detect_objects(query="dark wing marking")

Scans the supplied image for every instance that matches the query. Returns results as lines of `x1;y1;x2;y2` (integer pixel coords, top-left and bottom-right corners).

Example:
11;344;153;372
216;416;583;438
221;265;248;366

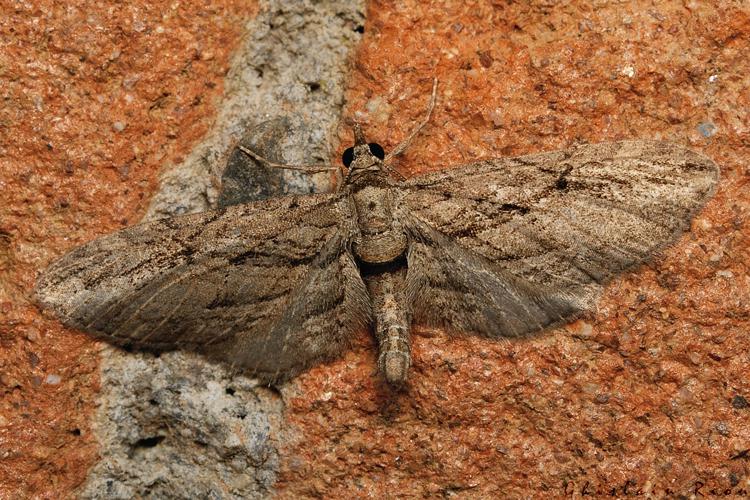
401;141;718;312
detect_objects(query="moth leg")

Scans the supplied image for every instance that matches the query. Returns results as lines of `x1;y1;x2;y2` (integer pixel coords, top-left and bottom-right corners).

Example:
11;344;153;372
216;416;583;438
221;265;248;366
363;266;412;386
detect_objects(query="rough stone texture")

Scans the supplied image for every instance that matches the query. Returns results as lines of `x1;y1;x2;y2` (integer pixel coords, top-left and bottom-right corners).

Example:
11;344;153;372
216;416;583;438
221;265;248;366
79;1;364;498
4;0;749;498
0;1;255;497
146;0;366;218
0;0;364;497
82;352;282;499
276;1;750;498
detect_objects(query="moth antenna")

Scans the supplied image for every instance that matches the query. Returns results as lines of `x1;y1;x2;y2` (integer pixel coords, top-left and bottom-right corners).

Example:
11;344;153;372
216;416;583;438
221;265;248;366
382;77;438;164
352;122;367;146
238;145;337;173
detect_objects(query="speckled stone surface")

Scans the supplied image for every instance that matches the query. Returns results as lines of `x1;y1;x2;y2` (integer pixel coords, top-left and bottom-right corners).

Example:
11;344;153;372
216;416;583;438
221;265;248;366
3;1;749;498
276;1;749;497
0;1;256;497
76;1;365;497
1;0;367;496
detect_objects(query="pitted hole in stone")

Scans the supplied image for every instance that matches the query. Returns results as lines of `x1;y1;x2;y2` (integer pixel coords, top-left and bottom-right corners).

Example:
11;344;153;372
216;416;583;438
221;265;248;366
225;386;236;396
131;435;166;458
128;428;167;460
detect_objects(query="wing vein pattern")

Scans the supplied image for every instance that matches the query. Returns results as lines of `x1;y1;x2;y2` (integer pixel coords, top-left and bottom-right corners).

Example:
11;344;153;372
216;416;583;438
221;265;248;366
36;193;371;382
401;140;718;338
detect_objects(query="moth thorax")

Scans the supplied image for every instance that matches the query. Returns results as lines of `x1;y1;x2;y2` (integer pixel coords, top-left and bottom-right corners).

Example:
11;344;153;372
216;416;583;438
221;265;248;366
352;186;408;264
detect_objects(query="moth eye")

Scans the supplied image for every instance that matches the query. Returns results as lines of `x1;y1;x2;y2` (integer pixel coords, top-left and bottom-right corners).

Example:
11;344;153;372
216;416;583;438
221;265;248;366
368;143;385;160
342;147;354;167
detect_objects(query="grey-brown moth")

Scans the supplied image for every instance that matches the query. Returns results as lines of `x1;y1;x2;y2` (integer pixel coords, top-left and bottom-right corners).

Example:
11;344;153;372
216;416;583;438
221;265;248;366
35;91;719;386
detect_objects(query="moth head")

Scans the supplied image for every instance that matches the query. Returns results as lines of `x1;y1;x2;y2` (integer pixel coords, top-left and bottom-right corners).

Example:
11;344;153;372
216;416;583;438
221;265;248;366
342;123;385;173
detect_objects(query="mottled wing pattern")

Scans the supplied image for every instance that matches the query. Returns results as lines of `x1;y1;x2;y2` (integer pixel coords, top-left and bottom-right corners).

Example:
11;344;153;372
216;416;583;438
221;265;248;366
405;216;581;338
401;141;718;336
35;194;370;382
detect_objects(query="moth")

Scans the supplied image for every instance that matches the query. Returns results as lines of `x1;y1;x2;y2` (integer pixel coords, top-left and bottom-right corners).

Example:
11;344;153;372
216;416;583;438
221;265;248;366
35;83;719;386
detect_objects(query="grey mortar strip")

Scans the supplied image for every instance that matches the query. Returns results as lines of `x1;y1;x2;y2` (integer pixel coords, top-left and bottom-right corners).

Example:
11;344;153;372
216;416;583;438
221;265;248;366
78;2;364;498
